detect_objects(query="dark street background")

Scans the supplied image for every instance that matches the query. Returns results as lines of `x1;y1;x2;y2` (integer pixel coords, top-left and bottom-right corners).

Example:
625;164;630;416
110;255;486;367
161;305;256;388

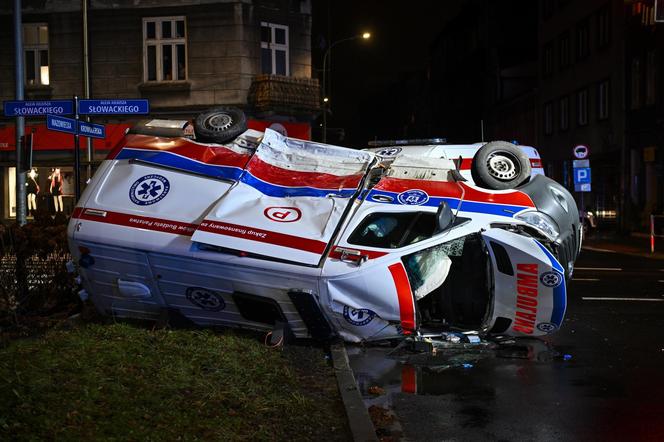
349;246;664;441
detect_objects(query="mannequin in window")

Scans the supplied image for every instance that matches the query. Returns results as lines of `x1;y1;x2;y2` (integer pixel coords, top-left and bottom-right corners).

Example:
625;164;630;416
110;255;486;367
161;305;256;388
26;168;40;216
49;168;63;213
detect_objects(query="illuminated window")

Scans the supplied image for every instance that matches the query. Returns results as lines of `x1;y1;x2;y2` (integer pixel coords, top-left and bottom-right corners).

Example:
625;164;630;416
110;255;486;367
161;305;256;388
143;17;187;82
23;23;49;86
261;22;289;76
598;80;610;120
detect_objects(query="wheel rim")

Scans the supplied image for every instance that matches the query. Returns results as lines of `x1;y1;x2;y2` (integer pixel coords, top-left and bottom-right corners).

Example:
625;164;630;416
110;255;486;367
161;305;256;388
205;113;233;132
486;152;519;181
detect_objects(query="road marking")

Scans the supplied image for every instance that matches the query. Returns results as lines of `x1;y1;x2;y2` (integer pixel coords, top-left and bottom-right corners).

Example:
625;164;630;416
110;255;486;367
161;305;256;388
573;278;600;281
582;297;664;302
575;267;622;271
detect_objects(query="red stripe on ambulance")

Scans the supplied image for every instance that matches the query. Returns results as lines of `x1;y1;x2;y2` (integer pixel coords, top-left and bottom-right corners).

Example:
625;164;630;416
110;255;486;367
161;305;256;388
512;263;539;334
72;209;198;236
388;262;416;334
197;220;327;255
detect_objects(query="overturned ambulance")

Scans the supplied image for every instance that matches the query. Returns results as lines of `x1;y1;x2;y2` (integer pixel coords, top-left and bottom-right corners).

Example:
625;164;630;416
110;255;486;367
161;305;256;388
67;108;581;342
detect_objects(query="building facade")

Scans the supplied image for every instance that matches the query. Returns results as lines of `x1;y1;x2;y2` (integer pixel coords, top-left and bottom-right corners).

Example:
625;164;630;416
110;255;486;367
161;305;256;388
537;0;626;228
0;0;319;220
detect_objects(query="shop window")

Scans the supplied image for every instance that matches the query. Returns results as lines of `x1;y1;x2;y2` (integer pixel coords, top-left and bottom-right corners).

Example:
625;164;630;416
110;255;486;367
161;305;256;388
143;17;187;82
6;166;76;219
577;88;589;126
559;96;569;131
559;31;571;70
23;23;49;86
544;101;553;135
598;79;610;120
261;22;289;76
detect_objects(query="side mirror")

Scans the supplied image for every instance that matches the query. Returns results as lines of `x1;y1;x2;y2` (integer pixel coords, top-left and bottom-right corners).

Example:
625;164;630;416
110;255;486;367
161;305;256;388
436;201;454;232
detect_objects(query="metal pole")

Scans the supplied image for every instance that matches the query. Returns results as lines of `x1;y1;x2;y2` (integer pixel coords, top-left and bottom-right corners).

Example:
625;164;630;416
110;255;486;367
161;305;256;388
651;214;655;254
322;48;328;143
74;95;81;200
83;0;93;180
14;0;26;225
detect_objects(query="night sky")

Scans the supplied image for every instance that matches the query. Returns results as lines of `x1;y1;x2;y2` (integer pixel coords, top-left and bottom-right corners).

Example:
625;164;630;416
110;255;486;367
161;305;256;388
311;0;466;147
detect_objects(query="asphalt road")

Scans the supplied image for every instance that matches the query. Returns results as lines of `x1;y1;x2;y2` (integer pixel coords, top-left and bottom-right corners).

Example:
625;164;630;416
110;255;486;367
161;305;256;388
348;248;664;441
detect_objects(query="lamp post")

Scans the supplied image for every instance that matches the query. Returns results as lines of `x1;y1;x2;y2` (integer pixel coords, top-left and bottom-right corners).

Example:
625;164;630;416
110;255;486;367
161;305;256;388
322;32;370;143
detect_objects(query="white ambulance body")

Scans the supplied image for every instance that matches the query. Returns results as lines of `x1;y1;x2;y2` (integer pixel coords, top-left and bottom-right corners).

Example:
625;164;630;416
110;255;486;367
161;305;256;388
68;121;580;343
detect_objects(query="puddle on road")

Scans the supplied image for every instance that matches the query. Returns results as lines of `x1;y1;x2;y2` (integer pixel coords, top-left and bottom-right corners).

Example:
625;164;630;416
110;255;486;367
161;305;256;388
348;338;571;397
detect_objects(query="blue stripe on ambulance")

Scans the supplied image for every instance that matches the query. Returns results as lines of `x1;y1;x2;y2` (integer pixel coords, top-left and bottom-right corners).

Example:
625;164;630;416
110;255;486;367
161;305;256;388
364;190;530;218
115;148;243;181
534;240;566;327
240;172;357;198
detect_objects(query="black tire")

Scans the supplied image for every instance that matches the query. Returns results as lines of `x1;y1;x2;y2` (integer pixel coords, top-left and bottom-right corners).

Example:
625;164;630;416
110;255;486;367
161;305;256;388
470;141;531;190
194;107;247;144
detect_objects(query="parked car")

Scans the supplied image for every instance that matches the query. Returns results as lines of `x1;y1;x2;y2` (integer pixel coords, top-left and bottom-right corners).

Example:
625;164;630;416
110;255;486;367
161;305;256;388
67;108;581;343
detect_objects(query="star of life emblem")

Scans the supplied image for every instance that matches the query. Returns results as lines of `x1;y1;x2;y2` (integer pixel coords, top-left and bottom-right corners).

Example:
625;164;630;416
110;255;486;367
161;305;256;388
129;174;170;206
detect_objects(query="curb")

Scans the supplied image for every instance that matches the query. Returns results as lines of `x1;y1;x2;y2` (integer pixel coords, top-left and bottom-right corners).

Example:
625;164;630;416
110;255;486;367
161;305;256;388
330;342;378;442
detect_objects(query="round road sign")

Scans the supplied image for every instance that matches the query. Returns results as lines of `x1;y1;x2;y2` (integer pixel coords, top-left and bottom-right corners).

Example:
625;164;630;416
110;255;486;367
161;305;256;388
573;145;589;159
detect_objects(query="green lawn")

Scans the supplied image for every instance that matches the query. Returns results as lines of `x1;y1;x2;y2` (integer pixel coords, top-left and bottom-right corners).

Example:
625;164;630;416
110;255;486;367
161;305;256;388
0;323;349;441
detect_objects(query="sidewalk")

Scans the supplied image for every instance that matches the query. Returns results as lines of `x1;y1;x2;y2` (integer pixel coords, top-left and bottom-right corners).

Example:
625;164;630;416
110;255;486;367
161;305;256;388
582;231;664;260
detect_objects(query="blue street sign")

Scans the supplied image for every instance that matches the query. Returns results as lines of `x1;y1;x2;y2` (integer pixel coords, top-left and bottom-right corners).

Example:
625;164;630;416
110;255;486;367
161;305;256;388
573;167;591;185
78;99;149;115
4;99;74;117
46;114;77;135
78;121;106;139
575;183;591;192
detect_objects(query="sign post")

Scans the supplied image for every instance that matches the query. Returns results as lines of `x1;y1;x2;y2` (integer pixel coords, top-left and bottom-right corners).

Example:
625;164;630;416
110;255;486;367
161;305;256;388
572;146;591;214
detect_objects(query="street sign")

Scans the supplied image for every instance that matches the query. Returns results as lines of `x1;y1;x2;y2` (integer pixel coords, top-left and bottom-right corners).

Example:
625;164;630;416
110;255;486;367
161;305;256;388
46;114;77;135
78;99;149;115
78;121;106;139
573;159;590;168
3;99;74;117
573;167;591;185
573;145;589;159
575;183;591;192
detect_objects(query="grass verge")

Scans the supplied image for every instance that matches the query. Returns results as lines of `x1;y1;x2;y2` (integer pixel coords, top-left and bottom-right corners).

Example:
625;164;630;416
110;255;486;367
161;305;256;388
0;323;349;441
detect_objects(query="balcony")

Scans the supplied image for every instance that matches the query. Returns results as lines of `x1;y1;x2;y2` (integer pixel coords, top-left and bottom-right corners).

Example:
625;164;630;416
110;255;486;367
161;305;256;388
248;74;320;117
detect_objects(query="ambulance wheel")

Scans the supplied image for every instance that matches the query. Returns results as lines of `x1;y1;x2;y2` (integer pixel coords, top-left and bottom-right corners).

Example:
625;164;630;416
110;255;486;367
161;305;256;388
471;141;531;190
194;107;247;144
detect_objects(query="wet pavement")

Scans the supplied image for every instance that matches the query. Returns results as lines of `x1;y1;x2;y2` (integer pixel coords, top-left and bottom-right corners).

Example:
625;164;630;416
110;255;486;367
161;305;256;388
347;244;664;441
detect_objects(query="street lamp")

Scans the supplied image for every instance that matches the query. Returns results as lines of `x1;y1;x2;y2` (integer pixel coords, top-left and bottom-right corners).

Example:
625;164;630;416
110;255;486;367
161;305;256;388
322;32;371;143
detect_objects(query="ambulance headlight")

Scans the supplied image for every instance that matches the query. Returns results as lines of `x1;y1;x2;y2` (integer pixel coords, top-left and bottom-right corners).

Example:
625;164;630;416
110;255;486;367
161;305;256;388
515;211;560;241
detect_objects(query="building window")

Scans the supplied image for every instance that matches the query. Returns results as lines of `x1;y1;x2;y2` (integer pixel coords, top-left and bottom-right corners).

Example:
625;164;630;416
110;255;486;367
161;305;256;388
261;22;289;76
576;18;590;60
559;96;569;131
646;50;656;106
559;31;571;69
544;101;554;135
631;57;642;110
577;89;588;126
143;17;187;82
23;23;49;86
543;41;554;77
596;4;611;48
598;80;610;120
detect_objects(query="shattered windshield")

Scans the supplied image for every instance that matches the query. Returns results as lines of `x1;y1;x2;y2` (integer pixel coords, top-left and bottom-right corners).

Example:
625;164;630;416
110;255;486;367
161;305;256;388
347;212;437;249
